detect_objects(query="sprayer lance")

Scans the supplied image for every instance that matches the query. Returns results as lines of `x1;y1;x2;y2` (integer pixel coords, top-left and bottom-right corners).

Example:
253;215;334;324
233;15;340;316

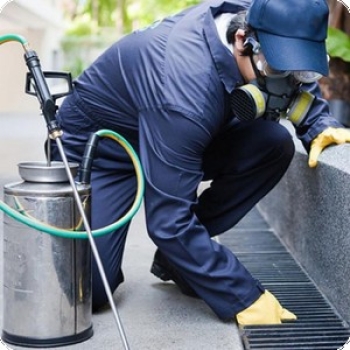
23;48;62;139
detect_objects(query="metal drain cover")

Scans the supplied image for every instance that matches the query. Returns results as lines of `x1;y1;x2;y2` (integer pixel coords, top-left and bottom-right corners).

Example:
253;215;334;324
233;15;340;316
220;207;350;350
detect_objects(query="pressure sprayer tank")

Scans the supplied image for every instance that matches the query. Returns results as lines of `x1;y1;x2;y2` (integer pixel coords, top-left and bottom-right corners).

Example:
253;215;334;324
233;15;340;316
2;161;93;348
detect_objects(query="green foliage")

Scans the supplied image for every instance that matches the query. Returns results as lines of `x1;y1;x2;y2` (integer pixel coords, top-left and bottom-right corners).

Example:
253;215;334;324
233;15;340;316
65;14;99;36
128;0;201;28
61;0;202;77
84;0;118;27
326;27;350;63
64;57;85;79
64;0;202;34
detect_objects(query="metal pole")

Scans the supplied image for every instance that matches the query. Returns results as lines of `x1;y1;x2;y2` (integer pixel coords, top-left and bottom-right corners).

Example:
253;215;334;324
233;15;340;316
55;137;131;350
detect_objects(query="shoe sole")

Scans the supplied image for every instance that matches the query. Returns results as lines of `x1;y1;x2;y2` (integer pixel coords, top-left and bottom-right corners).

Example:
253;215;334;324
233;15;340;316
151;261;172;281
151;261;198;298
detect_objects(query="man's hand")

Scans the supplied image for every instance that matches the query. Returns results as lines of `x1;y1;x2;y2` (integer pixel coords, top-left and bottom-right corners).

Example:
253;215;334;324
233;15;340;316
236;290;297;326
308;127;350;168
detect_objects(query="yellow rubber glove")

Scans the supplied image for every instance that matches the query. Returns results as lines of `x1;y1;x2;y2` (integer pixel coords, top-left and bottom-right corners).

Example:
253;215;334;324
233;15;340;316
308;127;350;168
236;290;297;326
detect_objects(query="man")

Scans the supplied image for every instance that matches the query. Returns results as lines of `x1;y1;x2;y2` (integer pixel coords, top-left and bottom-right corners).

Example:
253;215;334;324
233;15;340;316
50;0;350;325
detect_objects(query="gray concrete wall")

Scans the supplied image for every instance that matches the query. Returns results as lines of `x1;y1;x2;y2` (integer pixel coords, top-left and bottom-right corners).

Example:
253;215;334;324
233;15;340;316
258;120;350;325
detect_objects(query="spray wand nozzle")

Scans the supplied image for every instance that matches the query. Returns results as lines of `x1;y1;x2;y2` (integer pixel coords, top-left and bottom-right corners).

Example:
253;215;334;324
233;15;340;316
0;34;72;139
24;49;62;138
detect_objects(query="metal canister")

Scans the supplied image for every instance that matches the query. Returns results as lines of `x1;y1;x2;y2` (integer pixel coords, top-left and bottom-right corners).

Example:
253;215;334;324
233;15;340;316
2;161;93;348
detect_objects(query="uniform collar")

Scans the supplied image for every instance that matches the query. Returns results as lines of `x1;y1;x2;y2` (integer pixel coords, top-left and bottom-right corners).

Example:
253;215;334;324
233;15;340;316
203;9;244;93
214;13;234;53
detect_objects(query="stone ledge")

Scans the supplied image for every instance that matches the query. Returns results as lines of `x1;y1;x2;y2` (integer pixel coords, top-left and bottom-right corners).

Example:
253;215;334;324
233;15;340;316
258;120;350;325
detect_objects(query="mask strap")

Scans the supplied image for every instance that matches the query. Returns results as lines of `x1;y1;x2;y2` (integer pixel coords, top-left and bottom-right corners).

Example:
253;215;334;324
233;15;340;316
244;36;266;86
249;55;266;87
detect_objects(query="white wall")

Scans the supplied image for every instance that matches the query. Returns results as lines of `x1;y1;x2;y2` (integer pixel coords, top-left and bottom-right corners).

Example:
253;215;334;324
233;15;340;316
0;0;65;113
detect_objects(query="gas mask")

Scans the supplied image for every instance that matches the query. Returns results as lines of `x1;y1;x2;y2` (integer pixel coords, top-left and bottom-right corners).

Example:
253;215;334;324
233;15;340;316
230;37;321;125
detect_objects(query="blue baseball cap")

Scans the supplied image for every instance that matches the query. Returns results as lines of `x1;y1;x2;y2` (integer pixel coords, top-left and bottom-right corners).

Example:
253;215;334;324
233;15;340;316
246;0;329;76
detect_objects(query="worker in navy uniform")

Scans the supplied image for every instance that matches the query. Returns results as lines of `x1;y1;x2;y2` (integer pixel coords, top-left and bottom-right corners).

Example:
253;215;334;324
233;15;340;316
50;0;350;324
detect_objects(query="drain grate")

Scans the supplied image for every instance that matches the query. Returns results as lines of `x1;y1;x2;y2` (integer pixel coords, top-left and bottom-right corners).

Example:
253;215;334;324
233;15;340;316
220;207;350;350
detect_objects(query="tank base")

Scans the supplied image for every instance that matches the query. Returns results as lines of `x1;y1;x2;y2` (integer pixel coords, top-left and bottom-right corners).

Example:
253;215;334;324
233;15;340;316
1;326;93;348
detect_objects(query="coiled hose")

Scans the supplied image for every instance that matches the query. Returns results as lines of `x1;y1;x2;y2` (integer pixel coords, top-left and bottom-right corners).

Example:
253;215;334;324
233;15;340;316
0;34;144;239
0;129;144;239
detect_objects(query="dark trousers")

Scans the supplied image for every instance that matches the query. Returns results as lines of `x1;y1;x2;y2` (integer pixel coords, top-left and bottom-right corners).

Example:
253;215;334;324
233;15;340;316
51;95;295;314
197;119;295;236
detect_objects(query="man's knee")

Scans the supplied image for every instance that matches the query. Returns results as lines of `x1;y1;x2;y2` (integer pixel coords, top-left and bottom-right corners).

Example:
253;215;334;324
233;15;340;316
263;122;295;162
268;123;295;157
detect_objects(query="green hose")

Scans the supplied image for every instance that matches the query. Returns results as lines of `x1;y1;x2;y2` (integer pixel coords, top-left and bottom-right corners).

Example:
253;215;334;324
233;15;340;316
0;34;144;238
0;34;28;46
0;129;145;239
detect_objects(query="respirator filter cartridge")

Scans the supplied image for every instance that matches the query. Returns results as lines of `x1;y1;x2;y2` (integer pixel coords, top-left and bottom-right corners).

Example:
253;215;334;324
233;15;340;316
230;84;266;121
286;91;315;126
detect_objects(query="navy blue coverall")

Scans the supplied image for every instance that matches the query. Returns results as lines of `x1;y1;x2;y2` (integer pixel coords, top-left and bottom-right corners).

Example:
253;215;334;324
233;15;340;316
51;0;341;319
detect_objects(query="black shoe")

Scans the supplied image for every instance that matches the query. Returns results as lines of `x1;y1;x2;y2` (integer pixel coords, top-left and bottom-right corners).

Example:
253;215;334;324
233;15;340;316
150;249;198;298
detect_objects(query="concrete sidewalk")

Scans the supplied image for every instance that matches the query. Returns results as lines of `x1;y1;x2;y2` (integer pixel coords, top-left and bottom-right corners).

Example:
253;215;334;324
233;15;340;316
0;113;243;350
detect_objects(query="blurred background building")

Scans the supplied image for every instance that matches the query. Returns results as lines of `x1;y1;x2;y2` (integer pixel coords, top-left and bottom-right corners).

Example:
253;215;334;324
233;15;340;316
0;0;65;113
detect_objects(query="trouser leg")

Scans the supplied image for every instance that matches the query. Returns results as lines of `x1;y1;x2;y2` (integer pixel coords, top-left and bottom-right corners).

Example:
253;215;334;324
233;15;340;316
50;100;137;310
88;155;136;310
195;119;295;236
150;119;295;319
